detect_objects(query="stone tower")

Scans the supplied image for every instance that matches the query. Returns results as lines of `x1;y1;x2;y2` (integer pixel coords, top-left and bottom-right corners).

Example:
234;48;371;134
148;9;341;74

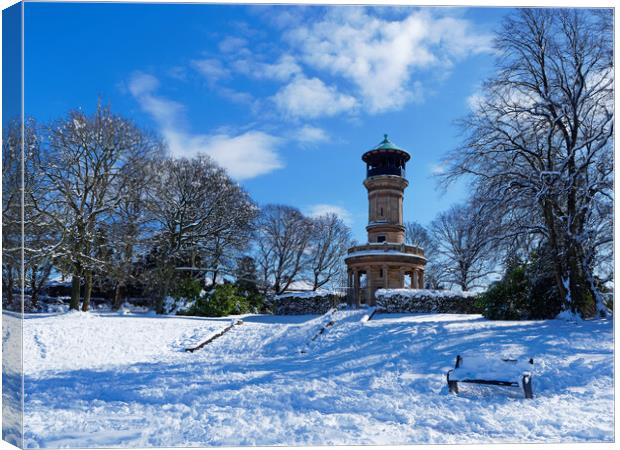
345;135;426;306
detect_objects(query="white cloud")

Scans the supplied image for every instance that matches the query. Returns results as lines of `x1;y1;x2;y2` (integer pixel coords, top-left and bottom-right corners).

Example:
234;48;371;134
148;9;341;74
306;203;353;225
128;72;159;97
466;91;485;112
164;129;283;180
219;86;255;105
128;72;283;180
191;58;230;83
128;72;184;127
273;75;357;118
218;36;248;53
294;125;329;144
232;54;302;82
259;54;302;81
284;8;492;113
429;163;446;175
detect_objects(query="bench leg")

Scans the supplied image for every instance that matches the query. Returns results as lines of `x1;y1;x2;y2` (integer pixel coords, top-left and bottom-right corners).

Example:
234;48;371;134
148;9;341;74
522;375;533;399
446;371;458;394
448;380;459;394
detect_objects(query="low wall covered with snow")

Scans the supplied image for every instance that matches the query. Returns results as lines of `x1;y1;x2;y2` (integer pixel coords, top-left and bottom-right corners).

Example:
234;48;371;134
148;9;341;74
271;291;343;315
375;289;481;314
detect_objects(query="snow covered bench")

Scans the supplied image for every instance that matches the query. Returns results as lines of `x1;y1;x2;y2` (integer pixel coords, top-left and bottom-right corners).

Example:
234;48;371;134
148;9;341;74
447;355;534;399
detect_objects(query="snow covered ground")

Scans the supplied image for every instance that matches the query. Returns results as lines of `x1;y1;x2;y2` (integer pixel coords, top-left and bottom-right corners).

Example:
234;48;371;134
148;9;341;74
6;309;614;447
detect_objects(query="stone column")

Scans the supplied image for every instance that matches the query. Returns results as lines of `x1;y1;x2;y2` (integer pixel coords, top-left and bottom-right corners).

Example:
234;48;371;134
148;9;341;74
418;270;424;290
412;269;418;289
366;266;373;306
353;269;360;308
399;267;404;289
383;264;389;289
347;269;352;304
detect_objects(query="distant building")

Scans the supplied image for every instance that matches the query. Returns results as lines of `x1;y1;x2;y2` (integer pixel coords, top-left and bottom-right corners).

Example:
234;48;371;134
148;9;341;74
346;135;426;306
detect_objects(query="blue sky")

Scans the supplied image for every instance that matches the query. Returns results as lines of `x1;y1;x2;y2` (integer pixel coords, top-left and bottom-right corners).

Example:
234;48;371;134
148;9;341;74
24;3;509;242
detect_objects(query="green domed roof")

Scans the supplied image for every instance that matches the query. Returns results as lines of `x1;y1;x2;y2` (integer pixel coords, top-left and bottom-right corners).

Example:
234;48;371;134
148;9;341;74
373;134;405;151
362;134;410;163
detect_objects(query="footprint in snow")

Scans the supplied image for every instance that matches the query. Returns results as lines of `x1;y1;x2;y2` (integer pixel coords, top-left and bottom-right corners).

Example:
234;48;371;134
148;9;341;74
34;333;47;359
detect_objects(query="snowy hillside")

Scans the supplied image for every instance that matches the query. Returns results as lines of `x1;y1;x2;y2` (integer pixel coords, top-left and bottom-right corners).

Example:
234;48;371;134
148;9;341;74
9;310;614;447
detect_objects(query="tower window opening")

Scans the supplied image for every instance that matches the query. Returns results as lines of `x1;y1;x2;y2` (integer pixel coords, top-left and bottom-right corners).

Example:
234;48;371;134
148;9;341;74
380;207;384;216
360;273;368;288
377;235;386;243
404;273;413;288
380;268;384;278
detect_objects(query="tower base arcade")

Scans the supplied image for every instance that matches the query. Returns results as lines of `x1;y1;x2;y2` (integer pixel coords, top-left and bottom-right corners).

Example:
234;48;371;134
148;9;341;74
345;243;425;306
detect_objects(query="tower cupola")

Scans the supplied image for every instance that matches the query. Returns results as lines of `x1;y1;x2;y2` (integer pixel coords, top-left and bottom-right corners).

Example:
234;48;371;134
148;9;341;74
362;134;410;178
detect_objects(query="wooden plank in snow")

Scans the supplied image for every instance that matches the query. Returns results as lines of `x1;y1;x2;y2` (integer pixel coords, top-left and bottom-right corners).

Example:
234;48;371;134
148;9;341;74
185;319;243;353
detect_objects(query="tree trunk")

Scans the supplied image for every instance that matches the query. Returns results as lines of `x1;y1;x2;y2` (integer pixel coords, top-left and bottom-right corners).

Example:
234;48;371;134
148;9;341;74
70;274;81;310
312;273;320;291
154;265;170;314
541;200;569;315
5;267;14;306
30;268;39;311
567;243;595;318
81;271;92;312
112;283;123;311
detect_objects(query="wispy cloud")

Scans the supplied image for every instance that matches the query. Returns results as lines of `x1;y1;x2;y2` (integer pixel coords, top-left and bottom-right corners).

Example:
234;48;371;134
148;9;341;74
128;73;184;126
191;58;231;84
429;163;446;175
306;203;353;225
218;36;249;54
294;125;329;145
128;72;283;180
232;54;302;82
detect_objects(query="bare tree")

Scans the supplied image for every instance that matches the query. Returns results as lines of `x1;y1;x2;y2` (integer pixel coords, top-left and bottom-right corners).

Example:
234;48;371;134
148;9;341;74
202;198;257;289
2;119;24;308
146;155;256;309
255;204;312;295
104;153;162;310
430;203;496;291
23;121;60;310
404;221;445;289
441;9;613;317
42;103;160;311
306;213;351;291
3;118;60;310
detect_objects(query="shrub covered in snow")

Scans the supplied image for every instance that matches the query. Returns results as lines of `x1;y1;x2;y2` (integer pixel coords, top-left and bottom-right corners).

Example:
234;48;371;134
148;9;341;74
375;289;481;314
179;284;254;317
271;291;342;315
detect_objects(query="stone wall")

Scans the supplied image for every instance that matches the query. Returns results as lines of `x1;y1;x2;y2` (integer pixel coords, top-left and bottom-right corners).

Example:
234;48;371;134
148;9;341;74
375;289;481;314
271;293;343;315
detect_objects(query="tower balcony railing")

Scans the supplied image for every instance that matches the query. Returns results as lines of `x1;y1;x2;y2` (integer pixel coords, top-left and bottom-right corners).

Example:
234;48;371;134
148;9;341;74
366;166;406;178
347;242;425;257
